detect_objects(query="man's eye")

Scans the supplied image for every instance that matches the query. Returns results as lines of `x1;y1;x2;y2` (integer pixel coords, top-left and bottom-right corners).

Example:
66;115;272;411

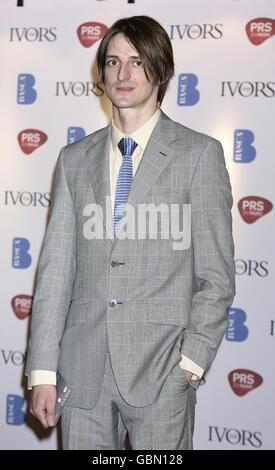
133;60;143;67
106;59;119;66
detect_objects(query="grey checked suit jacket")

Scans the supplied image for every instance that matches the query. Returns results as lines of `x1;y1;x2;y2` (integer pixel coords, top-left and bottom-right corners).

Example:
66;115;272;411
25;111;235;409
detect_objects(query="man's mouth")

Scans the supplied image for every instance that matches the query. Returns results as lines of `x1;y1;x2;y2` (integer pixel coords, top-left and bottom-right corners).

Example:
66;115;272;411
115;86;135;92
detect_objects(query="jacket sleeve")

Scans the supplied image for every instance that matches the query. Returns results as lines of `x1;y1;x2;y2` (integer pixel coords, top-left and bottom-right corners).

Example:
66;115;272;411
181;139;235;372
25;147;76;374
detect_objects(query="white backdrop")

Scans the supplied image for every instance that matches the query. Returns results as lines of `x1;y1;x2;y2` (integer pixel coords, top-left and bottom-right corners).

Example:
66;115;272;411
1;0;274;450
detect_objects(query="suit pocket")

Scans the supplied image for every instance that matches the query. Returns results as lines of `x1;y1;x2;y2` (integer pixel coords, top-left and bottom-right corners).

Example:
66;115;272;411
66;301;88;325
146;302;188;326
169;363;190;390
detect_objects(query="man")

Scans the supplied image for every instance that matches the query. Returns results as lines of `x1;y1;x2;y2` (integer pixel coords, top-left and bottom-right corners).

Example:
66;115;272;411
26;16;235;450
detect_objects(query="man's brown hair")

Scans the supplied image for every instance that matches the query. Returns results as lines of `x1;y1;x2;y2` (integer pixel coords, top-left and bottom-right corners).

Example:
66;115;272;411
96;16;174;104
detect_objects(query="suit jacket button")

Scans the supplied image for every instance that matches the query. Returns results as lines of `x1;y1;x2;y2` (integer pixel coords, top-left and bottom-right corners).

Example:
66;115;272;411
109;299;117;307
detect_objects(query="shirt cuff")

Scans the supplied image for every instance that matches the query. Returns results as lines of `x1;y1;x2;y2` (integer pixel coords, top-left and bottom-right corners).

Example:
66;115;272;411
27;370;57;390
179;354;204;380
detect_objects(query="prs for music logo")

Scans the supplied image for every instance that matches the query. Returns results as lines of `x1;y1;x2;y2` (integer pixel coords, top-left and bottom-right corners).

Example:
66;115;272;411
18;129;47;154
11;295;33;319
228;369;263;396
238;196;272;224
246;18;275;45
77;22;108;47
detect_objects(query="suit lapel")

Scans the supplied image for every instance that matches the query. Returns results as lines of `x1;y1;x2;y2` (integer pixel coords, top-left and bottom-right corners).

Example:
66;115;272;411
127;112;177;206
85;124;114;242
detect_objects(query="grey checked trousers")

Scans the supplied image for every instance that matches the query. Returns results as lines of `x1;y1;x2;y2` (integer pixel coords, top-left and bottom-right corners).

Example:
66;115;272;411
61;352;196;450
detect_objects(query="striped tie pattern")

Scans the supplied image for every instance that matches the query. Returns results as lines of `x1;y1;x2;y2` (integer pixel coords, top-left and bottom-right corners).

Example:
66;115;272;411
113;137;137;235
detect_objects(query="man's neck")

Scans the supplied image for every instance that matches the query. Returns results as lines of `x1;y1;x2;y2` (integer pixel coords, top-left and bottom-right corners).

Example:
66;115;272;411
112;105;158;135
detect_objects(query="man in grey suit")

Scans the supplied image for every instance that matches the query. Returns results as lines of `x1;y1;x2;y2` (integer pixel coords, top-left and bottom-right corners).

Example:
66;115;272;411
26;16;235;449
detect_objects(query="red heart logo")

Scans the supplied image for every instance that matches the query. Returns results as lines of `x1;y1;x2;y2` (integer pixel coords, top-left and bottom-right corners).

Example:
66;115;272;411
18;129;47;155
238;196;272;224
77;22;108;48
246;18;275;45
11;295;33;319
228;369;263;396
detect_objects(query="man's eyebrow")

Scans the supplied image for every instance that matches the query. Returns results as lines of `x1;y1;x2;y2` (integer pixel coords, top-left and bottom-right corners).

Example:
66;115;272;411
105;55;141;59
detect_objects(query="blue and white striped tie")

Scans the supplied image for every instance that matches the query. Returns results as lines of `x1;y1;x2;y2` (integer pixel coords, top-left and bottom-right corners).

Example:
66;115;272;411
113;137;137;235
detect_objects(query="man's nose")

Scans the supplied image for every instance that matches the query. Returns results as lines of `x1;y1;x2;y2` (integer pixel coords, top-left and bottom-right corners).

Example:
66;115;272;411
117;62;131;81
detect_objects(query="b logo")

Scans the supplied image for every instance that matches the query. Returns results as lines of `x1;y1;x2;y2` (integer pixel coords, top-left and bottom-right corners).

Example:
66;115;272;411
6;395;25;425
17;74;37;104
67;127;86;144
177;74;200;106
12;238;32;269
226;308;249;342
233;130;256;163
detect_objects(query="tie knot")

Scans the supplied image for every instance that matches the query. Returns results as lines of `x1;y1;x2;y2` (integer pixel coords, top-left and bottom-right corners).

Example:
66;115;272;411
118;137;137;157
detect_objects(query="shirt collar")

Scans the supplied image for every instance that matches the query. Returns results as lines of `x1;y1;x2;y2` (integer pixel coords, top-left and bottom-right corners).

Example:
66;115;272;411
111;108;161;153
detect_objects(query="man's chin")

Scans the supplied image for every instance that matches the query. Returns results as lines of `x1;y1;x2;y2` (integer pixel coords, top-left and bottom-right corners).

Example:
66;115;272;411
113;101;135;109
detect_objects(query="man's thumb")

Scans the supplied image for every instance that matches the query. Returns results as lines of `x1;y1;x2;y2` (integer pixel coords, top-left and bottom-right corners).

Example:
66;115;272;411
46;406;56;427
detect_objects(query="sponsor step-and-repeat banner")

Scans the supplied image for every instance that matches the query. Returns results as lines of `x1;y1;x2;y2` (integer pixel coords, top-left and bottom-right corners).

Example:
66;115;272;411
0;0;274;449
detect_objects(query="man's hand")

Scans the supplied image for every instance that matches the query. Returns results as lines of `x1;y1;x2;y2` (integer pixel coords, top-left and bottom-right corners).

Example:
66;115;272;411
29;384;56;429
183;369;199;382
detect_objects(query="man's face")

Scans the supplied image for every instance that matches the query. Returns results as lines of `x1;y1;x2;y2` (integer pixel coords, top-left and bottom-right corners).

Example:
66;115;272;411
103;33;159;111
